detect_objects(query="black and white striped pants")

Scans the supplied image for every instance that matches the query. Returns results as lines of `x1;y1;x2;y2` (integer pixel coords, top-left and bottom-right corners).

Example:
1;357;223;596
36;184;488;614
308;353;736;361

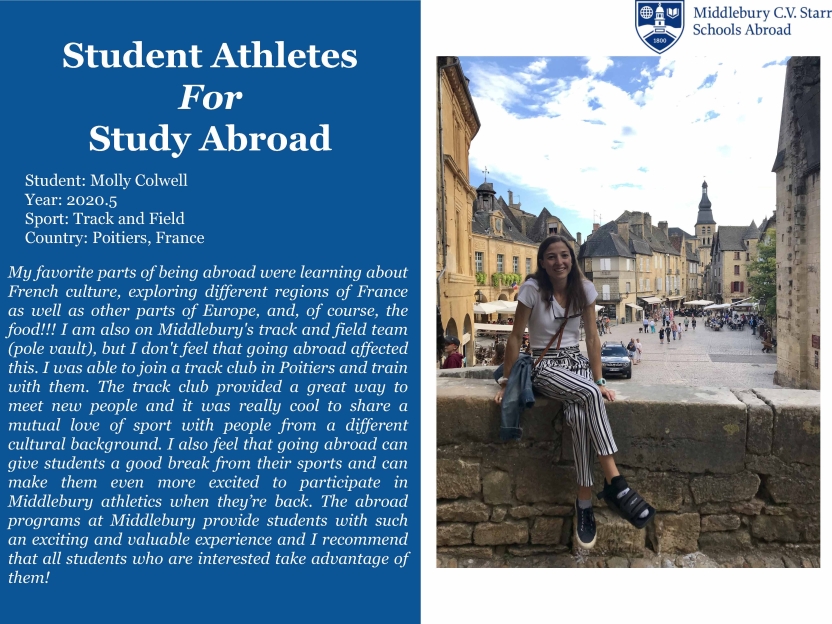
531;346;618;487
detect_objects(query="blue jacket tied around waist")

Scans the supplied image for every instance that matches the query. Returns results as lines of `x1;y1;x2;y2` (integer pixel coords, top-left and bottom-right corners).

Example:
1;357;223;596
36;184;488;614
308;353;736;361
494;353;535;440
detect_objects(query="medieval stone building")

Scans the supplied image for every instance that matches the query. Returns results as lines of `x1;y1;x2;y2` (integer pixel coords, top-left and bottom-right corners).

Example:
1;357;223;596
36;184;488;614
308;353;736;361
771;56;820;389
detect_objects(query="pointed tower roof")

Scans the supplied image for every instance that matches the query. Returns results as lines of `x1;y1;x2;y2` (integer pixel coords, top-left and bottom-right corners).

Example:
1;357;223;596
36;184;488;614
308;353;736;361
695;180;716;225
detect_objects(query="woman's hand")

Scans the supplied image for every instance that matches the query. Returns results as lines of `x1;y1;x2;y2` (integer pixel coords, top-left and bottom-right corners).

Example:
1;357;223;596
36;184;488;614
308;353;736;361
494;386;506;404
600;386;616;402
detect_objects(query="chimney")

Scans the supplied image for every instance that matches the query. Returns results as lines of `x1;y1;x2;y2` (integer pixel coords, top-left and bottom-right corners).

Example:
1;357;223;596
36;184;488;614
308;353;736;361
616;219;630;244
508;190;514;206
577;232;582;246
644;212;652;232
593;223;600;233
658;221;669;237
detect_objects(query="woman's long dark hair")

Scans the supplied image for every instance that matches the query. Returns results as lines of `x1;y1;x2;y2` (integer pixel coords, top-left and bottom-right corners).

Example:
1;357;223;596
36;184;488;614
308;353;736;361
525;235;588;315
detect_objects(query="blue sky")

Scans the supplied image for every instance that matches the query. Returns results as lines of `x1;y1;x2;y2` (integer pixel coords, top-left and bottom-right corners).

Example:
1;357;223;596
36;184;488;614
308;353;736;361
461;55;790;239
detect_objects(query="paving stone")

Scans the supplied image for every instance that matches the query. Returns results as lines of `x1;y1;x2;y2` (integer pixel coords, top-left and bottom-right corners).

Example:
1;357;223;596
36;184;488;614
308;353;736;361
607;556;630;568
675;552;720;568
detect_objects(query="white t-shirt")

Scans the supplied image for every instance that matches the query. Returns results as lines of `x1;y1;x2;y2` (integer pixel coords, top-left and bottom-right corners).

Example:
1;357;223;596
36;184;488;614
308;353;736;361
517;278;598;349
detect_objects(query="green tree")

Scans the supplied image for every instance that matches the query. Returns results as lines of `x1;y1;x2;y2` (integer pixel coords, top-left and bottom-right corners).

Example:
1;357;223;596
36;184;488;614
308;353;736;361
748;227;776;318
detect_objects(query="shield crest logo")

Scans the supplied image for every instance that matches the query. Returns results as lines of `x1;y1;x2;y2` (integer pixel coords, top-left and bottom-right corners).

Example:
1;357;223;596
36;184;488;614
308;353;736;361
636;1;685;53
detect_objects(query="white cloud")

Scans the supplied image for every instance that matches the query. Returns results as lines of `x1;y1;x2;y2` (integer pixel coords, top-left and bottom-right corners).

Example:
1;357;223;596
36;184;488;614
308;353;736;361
527;58;548;74
466;56;788;233
583;56;614;76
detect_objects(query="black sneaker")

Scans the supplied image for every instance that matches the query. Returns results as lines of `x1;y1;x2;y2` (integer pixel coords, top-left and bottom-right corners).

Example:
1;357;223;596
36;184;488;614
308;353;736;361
574;499;597;549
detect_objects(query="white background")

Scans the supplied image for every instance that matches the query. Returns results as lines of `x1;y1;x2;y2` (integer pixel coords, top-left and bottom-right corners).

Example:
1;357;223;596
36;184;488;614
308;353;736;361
422;1;828;620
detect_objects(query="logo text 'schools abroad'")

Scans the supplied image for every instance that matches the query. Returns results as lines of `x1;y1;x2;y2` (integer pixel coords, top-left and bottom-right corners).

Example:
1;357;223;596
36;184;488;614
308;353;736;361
636;1;684;53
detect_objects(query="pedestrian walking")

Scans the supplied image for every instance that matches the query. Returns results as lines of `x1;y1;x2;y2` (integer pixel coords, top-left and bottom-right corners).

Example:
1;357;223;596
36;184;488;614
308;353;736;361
684;317;689;331
671;321;678;340
692;318;696;330
650;319;656;334
635;339;642;364
627;338;636;364
659;327;665;344
495;235;656;550
604;317;611;334
642;316;649;334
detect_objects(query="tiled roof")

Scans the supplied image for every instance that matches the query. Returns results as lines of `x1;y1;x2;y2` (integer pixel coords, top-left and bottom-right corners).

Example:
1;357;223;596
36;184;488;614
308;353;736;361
714;226;749;252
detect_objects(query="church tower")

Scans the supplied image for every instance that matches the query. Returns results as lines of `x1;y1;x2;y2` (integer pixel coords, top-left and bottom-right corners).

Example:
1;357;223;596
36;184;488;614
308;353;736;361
695;180;716;268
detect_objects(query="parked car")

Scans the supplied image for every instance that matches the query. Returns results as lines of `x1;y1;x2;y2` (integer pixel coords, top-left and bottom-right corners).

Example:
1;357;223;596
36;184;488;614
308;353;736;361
601;342;632;379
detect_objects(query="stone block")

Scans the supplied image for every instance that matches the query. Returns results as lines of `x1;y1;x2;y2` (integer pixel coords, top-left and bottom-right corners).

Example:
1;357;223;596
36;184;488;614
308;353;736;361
437;523;473;546
436;381;501;444
744;454;790;475
473;521;529;546
627;474;686;512
530;517;564;545
507;545;569;556
648;513;700;554
586;509;645;556
763;475;820;504
509;505;542;519
734;390;773;454
751;515;800;543
482;470;512;505
698;530;752;553
607;557;630;568
753;388;820;465
603;385;747;474
437;380;559;444
436;500;490;523
700;515;741;532
690;472;761;504
675;552;720;568
534;504;573;516
437;459;481;500
436;546;493;559
490;507;507;522
731;498;765;515
514;458;576;505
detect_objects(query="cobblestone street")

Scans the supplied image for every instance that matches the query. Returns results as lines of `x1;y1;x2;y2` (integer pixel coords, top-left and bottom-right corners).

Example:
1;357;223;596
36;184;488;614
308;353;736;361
583;320;777;388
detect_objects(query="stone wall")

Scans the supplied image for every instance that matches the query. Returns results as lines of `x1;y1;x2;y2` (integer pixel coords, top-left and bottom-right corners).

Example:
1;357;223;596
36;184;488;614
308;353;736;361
772;56;820;389
436;376;820;567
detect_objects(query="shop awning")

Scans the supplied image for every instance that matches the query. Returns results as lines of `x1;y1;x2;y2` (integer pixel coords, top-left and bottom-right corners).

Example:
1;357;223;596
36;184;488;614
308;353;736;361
626;303;643;310
475;323;527;333
667;295;685;301
685;300;714;306
640;296;663;304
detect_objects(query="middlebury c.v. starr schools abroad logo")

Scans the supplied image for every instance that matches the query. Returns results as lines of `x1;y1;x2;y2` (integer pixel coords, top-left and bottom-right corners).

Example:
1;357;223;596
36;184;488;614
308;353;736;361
636;1;684;53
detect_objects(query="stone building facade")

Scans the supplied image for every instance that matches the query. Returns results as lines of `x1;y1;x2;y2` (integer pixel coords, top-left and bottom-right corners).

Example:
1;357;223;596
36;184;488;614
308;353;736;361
771;56;820;389
579;211;685;322
709;222;762;303
437;57;480;364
